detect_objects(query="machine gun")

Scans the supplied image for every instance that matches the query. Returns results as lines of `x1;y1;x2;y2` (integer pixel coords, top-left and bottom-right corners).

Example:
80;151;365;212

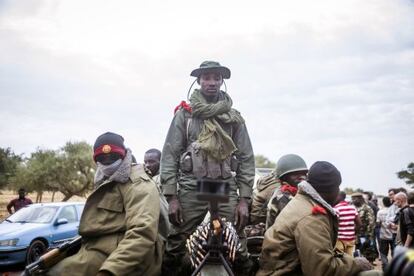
187;179;239;276
385;245;414;276
22;236;82;276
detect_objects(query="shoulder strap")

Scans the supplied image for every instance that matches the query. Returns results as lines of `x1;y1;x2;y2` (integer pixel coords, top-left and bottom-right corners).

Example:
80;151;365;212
186;117;192;142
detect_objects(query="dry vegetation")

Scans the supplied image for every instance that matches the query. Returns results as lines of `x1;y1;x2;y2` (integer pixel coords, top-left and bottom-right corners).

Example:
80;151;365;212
0;190;86;222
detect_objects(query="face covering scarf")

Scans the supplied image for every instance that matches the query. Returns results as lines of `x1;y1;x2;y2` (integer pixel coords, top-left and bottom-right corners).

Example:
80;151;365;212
98;159;122;176
94;159;123;186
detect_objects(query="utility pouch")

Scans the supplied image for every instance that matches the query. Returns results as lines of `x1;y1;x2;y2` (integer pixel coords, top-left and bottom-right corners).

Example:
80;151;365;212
185;142;235;179
180;152;193;173
189;142;207;178
230;155;239;172
221;157;232;179
206;155;222;179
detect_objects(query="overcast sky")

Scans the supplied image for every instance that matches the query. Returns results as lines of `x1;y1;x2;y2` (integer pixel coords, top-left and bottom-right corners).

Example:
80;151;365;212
1;0;413;195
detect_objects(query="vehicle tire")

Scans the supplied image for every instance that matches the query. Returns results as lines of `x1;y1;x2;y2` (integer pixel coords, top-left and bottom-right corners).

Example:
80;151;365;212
26;239;47;265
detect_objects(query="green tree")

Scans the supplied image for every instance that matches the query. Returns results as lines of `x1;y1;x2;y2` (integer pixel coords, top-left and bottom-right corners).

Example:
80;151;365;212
255;154;276;168
54;141;95;201
11;141;95;202
10;149;59;202
397;162;414;187
0;147;22;190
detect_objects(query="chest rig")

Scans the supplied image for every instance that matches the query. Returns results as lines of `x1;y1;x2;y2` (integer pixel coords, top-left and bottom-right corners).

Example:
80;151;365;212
179;115;238;179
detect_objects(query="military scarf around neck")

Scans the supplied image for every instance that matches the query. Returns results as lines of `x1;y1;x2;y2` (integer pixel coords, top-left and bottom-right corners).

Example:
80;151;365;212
189;89;244;161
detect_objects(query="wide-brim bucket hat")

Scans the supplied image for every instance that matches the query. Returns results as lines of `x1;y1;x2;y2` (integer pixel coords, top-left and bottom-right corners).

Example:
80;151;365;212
190;61;231;79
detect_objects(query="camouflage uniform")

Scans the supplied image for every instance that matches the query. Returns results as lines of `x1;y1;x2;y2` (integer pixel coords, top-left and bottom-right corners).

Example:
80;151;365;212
266;182;297;229
263;154;308;229
356;204;377;262
250;172;280;225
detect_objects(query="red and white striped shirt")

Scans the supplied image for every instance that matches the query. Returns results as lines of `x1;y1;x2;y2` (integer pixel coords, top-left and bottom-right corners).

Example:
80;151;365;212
334;201;358;241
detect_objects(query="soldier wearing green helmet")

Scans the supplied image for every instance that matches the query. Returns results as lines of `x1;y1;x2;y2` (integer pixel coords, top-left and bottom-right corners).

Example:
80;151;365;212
266;154;308;228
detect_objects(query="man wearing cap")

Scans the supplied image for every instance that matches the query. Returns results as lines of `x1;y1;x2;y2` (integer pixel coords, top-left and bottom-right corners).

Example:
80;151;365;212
49;132;163;276
265;154;308;229
257;161;374;276
352;192;377;263
160;61;255;274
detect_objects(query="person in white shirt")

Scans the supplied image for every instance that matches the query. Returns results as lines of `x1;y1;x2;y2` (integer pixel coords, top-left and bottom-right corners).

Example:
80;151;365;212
385;188;400;255
377;196;393;270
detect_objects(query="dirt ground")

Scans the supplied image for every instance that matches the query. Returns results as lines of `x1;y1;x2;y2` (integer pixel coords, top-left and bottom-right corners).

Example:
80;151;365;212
0;190;86;222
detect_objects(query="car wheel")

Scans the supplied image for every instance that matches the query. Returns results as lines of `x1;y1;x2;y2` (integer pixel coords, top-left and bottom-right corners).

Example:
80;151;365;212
26;239;47;265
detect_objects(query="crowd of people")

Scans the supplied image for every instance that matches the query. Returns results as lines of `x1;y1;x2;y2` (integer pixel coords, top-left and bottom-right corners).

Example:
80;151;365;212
249;158;414;275
7;60;414;275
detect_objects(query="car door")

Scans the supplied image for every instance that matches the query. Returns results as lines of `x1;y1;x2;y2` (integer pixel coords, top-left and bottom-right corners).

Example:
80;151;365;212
50;205;80;246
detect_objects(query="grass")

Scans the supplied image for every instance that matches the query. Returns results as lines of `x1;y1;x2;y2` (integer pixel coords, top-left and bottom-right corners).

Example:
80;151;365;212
0;190;86;222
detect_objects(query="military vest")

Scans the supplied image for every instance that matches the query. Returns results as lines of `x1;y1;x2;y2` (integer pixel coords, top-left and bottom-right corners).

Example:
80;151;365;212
179;116;238;179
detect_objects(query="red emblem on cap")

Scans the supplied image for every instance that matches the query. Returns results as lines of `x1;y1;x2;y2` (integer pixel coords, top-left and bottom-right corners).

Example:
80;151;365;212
102;145;111;154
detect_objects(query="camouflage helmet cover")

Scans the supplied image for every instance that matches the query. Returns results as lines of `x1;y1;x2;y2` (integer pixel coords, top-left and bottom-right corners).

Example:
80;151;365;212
276;154;308;178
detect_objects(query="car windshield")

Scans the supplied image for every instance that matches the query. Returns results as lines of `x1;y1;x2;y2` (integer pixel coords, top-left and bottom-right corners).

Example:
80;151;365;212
7;205;58;223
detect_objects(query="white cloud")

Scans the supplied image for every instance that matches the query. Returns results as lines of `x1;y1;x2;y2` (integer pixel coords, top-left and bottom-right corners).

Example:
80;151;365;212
0;0;413;194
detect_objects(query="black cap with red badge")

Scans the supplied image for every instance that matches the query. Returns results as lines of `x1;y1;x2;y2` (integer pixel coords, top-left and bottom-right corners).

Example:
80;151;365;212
93;132;126;162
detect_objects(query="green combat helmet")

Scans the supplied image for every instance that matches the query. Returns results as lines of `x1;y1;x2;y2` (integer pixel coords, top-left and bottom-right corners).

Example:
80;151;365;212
275;154;308;178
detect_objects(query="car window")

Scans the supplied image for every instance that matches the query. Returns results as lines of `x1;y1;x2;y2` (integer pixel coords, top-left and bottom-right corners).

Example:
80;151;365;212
57;206;77;223
75;204;85;220
7;206;58;223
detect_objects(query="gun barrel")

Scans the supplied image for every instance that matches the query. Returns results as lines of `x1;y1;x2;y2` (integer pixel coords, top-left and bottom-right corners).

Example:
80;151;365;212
23;236;82;275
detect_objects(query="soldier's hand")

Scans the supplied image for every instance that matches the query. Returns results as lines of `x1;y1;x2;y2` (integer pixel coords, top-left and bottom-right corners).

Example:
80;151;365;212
235;198;249;231
354;257;374;271
167;195;184;226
